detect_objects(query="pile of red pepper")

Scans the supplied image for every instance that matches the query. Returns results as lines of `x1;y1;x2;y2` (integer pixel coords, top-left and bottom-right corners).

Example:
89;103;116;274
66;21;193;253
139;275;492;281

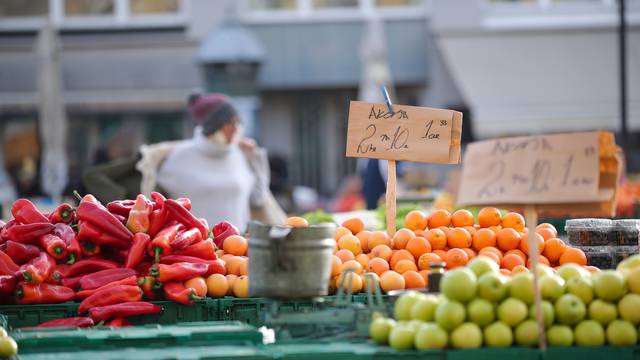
0;192;240;327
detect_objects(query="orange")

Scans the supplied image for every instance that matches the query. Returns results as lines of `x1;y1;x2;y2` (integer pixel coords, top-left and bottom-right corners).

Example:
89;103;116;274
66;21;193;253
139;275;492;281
478;207;502;228
392;228;415;250
511;265;529;275
367;257;390;276
418;252;444;270
331;255;343;277
428;209;451;229
451;209;475;227
362;272;381;293
536;223;558;237
499;268;512;276
488;225;502;235
336;272;363;293
433;249;447;260
356;231;372;253
501;212;526;232
559;247;587;266
497;228;521;251
355;254;370;268
424;229;447;250
335;249;356;263
390;249;415;269
479;246;503;262
185;277;208;297
286;216;309;227
447;228;472;249
501;254;525;271
418;270;430;285
479;251;500;265
328;276;338;294
462;248;476;260
368;231;392;249
223;235;248;256
444;248;469;269
584;265;601;274
341;260;364;275
406;236;432;259
505;249;527;263
226;256;245;275
233;275;249;297
437;226;451;238
342;218;365;235
221;254;235;264
464;226;477;237
536;227;557;242
403;270;427;289
370;244;393;262
238;258;249;276
215;249;225;259
542;238;567;264
527;255;551;268
472;228;497;252
379;271;406;293
225;274;238;295
335;226;352;241
404;210;427;231
206;274;229;298
394;259;418;274
338;234;362;255
520;232;545;256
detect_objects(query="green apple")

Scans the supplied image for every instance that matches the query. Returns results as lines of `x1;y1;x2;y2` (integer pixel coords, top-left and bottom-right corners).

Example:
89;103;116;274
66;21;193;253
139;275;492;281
588;299;618;326
555;294;586;326
540;275;565;302
497;298;528;327
369;317;396;345
389;324;417;350
617;254;640;272
625;267;640;294
566;276;594;304
394;291;426;321
0;337;17;358
483;321;513;347
410;295;440;322
509;273;535;304
477;272;509;302
547;325;574;346
618;293;640;325
557;264;589;281
528;300;554;327
467;298;495;327
435;299;466;331
450;323;483;349
440;268;477;303
593;270;627;302
574;320;605;346
536;265;555;278
414;323;448;350
468;256;499;277
606;320;638;347
514;319;539;346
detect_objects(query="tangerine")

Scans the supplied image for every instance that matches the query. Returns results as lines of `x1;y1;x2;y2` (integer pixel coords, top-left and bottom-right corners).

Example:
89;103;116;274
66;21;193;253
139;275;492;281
444;248;469;269
286;217;309;228
335;226;352;241
542;238;567;264
335;249;356;263
559;247;587;266
505;249;527;263
418;252;444;270
405;236;432;259
403;270;427;289
394;259;418;274
404;210;427;231
342;218;365;235
390;249;415;269
392;228;415;250
501;212;526;232
501;254;525;271
447;227;472;248
206;274;228;298
451;209;475;227
370;244;393;262
233;275;249;297
428;209;451;228
356;231;372;253
331;255;343;277
520;232;545;256
472;228;497;252
223;235;248;256
424;228;447;250
496;228;521;251
368;231;392;249
338;234;362;255
478;207;502;228
341;260;364;275
379;271;406;293
367;257;390;276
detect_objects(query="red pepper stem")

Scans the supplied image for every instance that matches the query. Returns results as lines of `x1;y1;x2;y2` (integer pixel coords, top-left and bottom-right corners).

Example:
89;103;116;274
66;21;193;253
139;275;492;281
22;273;32;283
154;247;161;263
150;266;159;278
73;190;83;202
54;246;64;255
152;282;163;290
67;253;76;265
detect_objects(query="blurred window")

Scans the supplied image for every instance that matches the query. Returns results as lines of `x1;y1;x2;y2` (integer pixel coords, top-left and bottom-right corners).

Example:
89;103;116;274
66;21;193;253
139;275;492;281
313;0;358;7
0;0;48;17
145;113;184;143
376;0;422;6
250;0;297;10
130;0;179;14
65;0;114;16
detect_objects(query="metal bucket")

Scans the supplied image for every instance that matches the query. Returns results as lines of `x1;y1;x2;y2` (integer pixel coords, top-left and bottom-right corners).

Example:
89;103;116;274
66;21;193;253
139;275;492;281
248;222;336;299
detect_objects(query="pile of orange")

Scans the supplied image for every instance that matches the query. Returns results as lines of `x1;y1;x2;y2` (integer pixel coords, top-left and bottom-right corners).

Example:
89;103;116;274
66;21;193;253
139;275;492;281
210;235;250;298
330;208;591;294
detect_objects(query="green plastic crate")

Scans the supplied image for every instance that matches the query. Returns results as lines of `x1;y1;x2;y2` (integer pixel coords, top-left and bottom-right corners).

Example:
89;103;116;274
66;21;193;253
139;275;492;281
12;321;262;354
0;302;78;329
542;346;640;360
448;348;541;360
266;341;379;360
218;297;339;327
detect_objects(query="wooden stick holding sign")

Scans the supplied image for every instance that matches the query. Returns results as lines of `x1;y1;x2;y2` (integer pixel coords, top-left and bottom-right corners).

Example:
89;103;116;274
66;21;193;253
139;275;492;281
524;205;546;349
381;86;397;237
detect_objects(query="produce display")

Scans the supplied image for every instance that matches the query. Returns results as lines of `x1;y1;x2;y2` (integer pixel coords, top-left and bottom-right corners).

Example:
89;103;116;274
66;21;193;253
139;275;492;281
370;253;640;350
330;208;594;294
0;193;250;328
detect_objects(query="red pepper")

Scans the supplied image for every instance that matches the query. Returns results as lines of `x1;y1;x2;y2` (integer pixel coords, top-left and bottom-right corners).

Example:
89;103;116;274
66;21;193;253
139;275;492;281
135;261;152;275
126;194;151;234
106;318;132;327
81;241;101;256
138;276;159;300
7;223;54;244
107;199;136;217
0;275;17;294
0;220;17;242
78;222;130;248
20;252;55;284
89;301;162;322
40;234;68;260
150;262;208;283
60;275;83;290
0;249;20;275
170;228;203;251
113;213;127;224
163;282;202;305
212;221;240;248
176;198;192;210
76;275;138;299
16;283;75;304
147;224;183;262
78;284;142;314
77;195;132;242
165;199;209;239
174;239;217;260
125;233;150;269
5;241;41;265
11;199;49;224
53;223;81;264
79;268;137;290
49;203;75;224
57;258;119;278
31;317;94;329
160;255;225;276
148;192;168;238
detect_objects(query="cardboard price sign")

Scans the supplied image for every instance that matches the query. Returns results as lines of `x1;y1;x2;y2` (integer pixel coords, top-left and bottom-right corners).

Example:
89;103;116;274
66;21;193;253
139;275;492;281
345;101;462;164
457;131;620;213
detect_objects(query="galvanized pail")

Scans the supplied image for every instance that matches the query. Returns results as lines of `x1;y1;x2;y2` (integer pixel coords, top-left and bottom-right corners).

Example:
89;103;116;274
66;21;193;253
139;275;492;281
248;222;336;298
